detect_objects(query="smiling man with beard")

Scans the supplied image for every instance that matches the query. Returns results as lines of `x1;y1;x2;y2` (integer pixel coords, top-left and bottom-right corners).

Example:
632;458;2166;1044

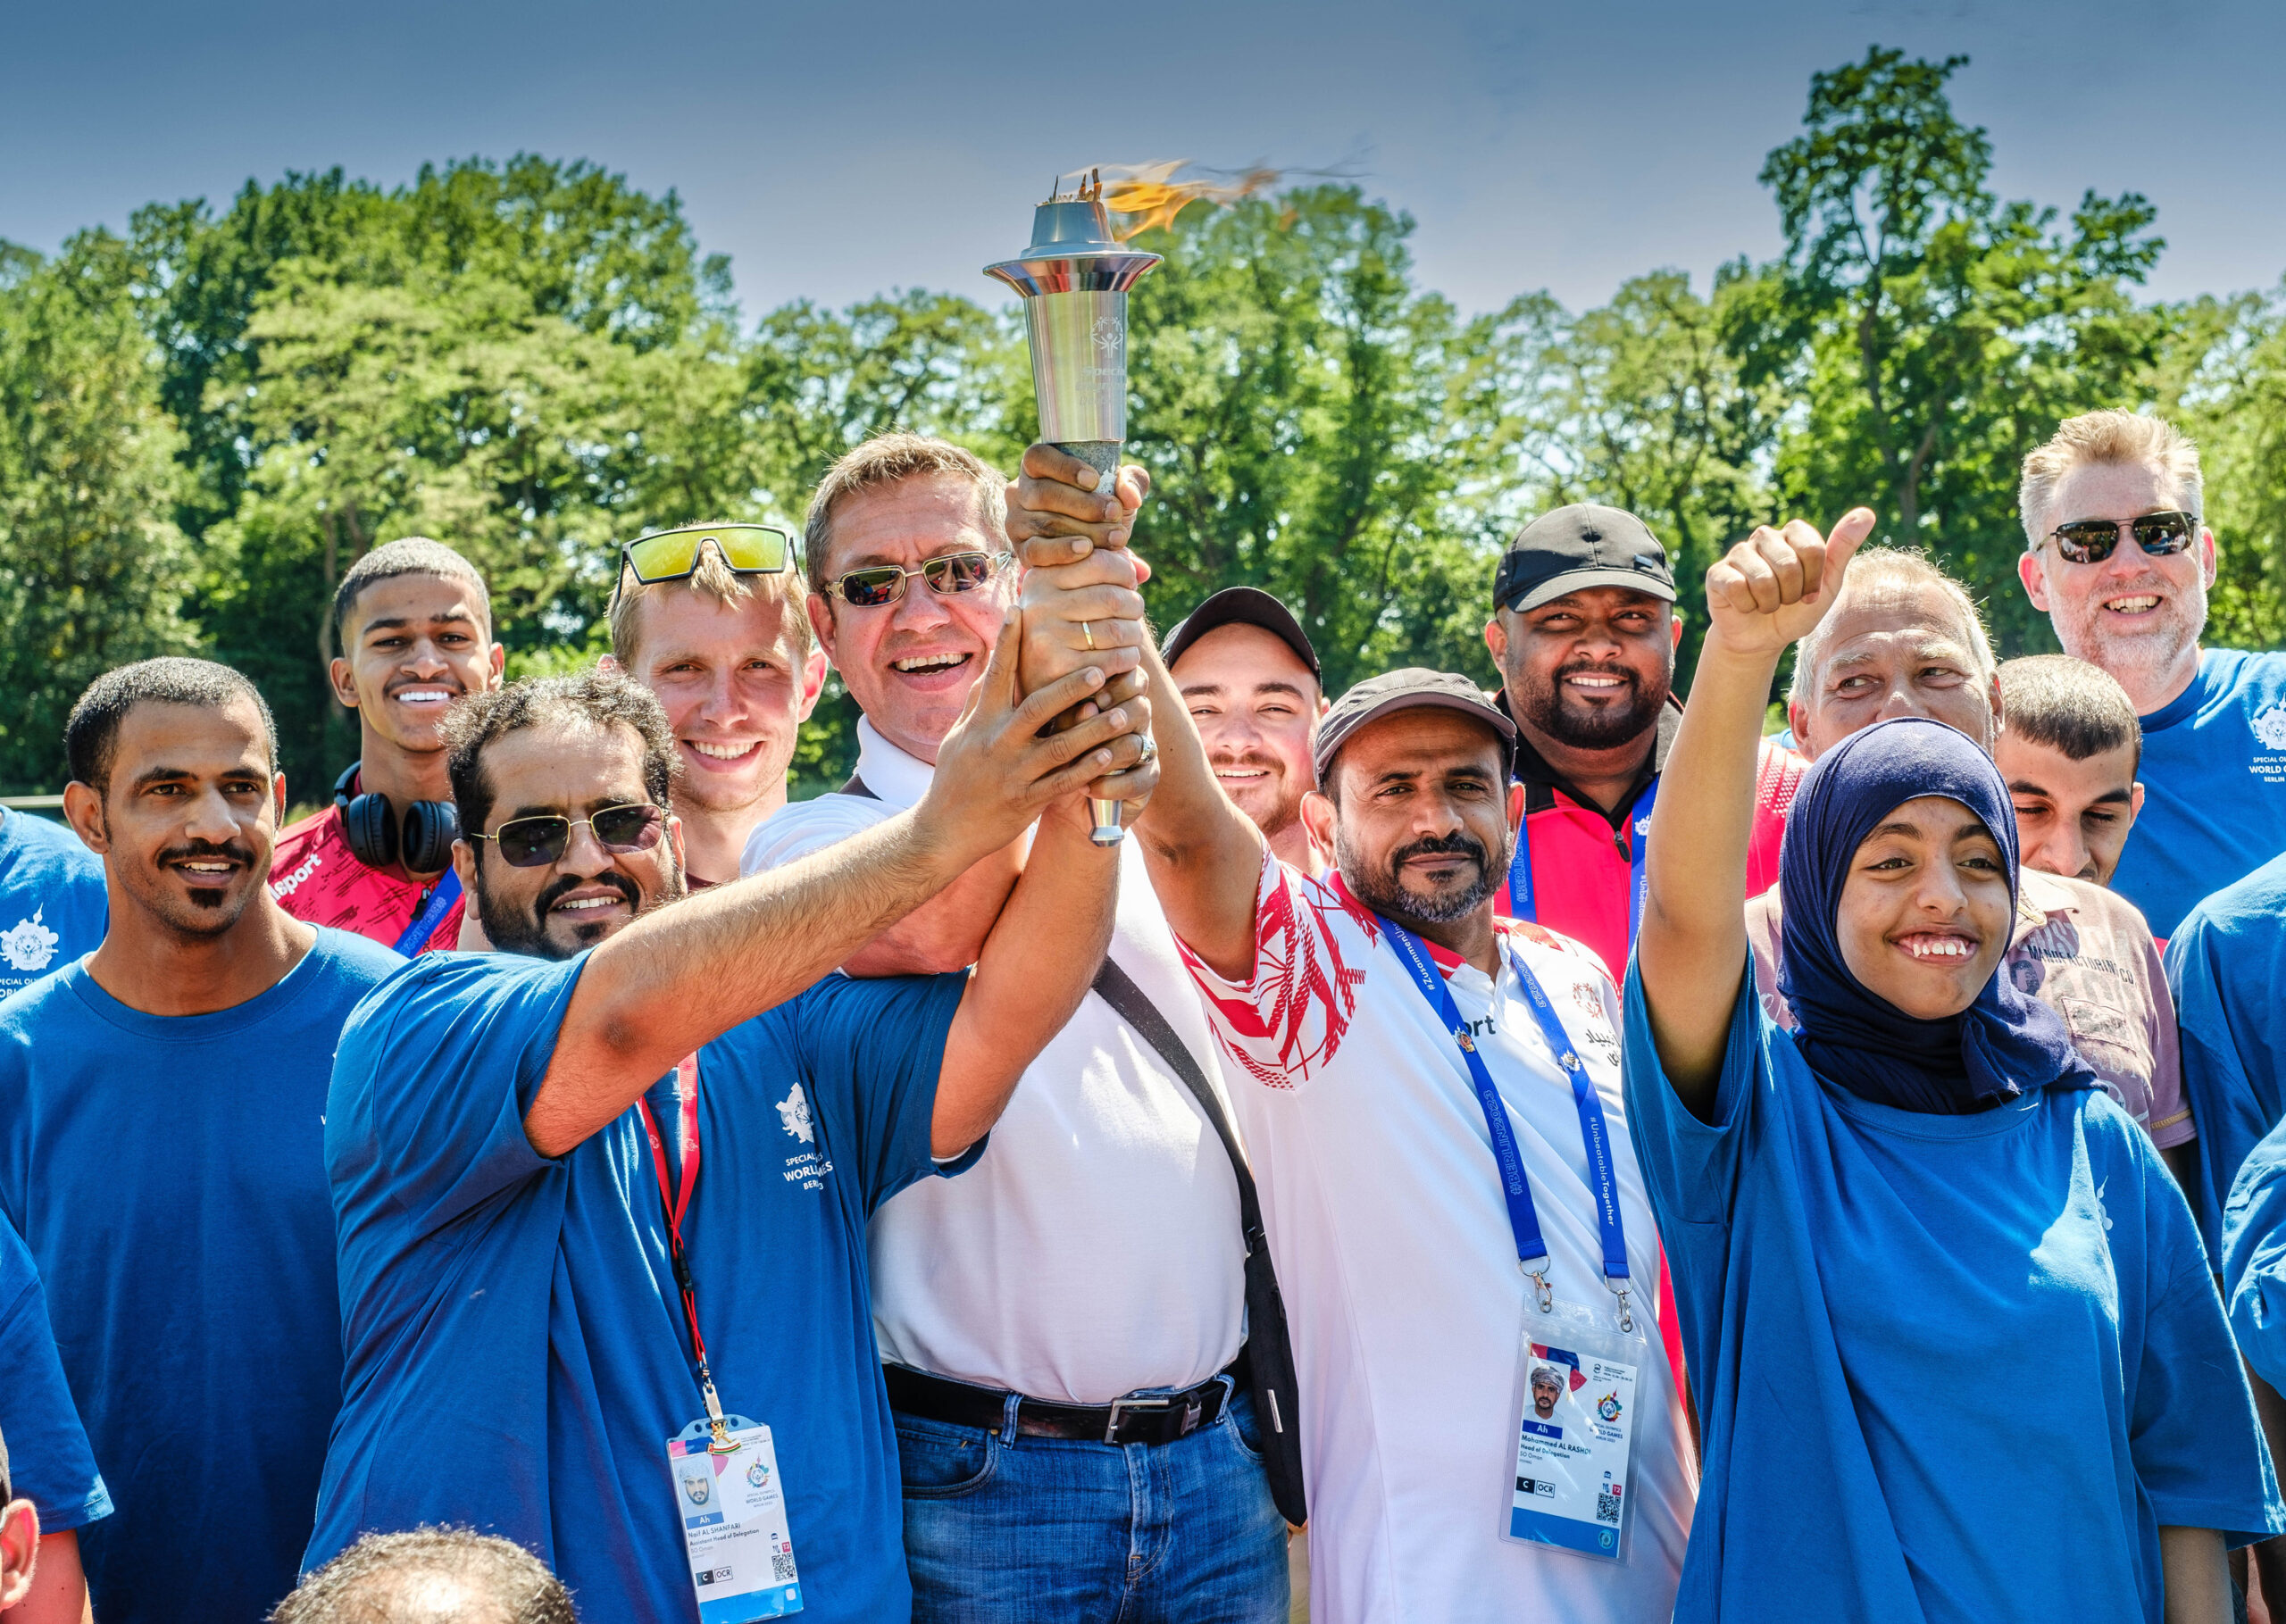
1486;505;1804;979
0;659;404;1624
271;538;505;954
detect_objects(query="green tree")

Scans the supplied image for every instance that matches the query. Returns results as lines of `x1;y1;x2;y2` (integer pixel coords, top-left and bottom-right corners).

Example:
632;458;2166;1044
2155;284;2286;650
0;233;199;790
1740;46;2173;650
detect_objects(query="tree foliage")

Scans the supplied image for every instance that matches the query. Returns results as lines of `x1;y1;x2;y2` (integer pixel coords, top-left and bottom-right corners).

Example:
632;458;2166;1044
1;54;2282;796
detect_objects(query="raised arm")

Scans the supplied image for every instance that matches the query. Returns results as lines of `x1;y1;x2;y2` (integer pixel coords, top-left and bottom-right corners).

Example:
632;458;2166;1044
1637;511;1873;1117
1007;445;1265;979
526;612;1147;1155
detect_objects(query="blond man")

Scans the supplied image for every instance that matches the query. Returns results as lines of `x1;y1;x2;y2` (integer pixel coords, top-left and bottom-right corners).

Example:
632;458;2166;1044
602;525;828;887
2017;410;2286;937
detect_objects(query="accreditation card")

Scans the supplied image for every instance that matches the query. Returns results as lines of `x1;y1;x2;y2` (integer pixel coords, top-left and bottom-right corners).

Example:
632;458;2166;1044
665;1417;804;1620
1501;1300;1642;1562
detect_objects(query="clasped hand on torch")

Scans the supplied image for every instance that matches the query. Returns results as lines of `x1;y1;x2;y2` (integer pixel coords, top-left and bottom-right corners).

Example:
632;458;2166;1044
1005;443;1160;819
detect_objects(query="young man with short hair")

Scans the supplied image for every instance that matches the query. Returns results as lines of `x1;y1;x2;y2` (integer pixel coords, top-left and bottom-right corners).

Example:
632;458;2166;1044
0;1221;107;1624
311;655;1146;1624
1012;471;1697;1623
0;658;403;1624
271;537;504;952
602;524;828;886
1486;505;1803;979
0;807;104;1002
1163;587;1326;874
2017;409;2286;937
1748;556;2194;1178
1992;654;2145;887
747;434;1288;1622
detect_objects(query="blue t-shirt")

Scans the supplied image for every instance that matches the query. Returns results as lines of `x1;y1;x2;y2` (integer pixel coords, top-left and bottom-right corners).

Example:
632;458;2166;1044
1622;962;2278;1624
0;809;104;1000
2222;1115;2286;1395
0;929;403;1624
0;1216;110;1532
2165;852;2286;1261
311;951;965;1624
2112;647;2286;939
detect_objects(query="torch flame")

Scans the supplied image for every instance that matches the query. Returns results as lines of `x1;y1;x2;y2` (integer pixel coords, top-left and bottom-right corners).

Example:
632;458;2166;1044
1047;162;1281;241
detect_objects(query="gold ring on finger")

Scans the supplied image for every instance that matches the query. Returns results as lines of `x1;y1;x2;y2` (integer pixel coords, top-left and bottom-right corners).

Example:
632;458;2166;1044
1082;620;1097;651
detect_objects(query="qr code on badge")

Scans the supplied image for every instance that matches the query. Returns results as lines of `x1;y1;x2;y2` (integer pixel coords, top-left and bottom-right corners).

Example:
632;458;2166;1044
772;1552;798;1582
1597;1490;1622;1526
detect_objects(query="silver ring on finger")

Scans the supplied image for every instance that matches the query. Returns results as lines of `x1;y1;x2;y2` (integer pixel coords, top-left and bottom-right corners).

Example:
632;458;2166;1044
1136;732;1158;766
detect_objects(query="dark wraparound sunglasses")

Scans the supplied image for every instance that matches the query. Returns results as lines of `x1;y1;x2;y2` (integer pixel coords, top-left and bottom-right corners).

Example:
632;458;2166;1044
473;804;667;868
616;524;792;598
2047;511;2199;565
829;550;1013;608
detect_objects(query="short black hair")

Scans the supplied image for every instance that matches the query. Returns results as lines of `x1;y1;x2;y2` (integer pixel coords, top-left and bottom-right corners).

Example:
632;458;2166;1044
444;671;677;838
270;1527;574;1624
65;658;279;795
1997;655;2143;773
333;538;493;650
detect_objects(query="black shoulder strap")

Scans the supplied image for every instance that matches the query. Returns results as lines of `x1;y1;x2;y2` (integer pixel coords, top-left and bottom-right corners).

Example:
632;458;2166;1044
1089;957;1267;1248
840;773;878;800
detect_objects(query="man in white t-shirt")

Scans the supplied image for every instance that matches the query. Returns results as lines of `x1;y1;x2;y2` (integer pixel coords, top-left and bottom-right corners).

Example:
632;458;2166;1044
1005;446;1696;1622
742;434;1286;1622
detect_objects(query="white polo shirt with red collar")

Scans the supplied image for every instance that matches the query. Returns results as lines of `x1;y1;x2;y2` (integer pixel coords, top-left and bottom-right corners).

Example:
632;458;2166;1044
1175;849;1693;1624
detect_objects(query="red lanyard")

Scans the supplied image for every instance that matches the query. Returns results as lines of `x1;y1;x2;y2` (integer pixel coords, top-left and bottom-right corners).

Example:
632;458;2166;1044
636;1054;732;1449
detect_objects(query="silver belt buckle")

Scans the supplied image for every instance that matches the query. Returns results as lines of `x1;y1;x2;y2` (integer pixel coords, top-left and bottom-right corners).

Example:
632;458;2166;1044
1103;1394;1170;1444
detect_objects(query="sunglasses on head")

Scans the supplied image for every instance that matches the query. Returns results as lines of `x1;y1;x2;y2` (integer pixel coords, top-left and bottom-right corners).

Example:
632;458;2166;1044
616;525;792;596
2047;511;2199;565
473;804;666;868
828;550;1013;609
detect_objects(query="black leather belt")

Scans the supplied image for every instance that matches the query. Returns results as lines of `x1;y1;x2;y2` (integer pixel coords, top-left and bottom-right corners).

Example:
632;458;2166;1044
887;1348;1251;1447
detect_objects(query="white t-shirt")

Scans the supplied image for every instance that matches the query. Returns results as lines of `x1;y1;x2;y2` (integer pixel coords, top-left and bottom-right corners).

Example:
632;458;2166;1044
743;718;1247;1403
1178;849;1693;1624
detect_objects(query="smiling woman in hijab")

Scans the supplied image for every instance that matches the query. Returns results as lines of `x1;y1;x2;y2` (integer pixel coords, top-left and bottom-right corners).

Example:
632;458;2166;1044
1623;511;2278;1624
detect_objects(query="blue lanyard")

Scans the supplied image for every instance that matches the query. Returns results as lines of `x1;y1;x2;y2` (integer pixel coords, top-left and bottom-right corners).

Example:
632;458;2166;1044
392;869;462;956
1506;777;1660;945
1381;915;1634;1328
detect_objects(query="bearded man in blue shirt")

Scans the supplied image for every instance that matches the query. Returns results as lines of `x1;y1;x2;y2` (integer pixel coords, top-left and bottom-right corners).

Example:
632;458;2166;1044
308;622;1150;1623
0;658;405;1624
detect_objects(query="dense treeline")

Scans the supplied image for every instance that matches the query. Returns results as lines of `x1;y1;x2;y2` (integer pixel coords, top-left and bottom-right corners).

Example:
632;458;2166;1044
2;46;2282;799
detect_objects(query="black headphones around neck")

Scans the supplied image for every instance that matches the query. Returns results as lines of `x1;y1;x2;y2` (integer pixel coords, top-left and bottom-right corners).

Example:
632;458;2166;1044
334;762;461;875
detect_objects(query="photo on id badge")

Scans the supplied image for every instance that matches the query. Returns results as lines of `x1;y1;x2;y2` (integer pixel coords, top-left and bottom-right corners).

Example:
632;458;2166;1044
667;1418;804;1621
1505;1303;1640;1563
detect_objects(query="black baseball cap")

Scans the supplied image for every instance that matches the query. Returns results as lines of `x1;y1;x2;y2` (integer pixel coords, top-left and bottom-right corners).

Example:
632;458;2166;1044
1313;668;1518;783
1160;587;1322;679
1493;504;1676;614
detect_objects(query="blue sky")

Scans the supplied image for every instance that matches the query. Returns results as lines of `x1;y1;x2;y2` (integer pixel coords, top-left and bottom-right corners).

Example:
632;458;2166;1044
4;0;2281;322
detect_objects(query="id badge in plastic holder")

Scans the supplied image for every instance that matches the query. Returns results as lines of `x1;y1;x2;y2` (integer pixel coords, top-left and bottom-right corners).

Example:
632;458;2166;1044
665;1416;804;1620
1500;1294;1647;1563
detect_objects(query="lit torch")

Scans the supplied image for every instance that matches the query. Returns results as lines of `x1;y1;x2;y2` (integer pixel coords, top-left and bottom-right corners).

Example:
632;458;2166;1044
986;171;1164;846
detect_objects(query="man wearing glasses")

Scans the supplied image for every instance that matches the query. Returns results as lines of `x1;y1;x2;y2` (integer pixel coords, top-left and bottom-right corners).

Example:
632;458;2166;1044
601;522;828;887
2017;410;2286;939
310;655;1150;1623
745;435;1289;1622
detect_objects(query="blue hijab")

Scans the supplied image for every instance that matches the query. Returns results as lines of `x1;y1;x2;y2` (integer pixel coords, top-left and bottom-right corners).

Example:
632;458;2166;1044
1778;716;2098;1114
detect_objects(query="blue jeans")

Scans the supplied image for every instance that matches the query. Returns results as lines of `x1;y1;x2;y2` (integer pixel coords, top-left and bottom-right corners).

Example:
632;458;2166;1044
897;1382;1289;1623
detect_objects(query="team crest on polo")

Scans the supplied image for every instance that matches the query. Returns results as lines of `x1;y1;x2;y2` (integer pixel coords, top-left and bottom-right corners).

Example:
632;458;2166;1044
0;910;59;974
2254;701;2286;754
682;1470;713;1507
777;1083;814;1145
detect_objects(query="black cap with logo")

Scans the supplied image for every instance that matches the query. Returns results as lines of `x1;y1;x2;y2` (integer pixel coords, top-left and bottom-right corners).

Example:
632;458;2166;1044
1313;668;1518;784
1493;504;1676;614
1160;587;1322;679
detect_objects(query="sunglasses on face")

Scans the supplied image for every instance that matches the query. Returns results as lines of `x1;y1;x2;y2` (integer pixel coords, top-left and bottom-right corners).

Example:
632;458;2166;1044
473;804;667;868
2047;511;2199;565
828;550;1013;609
617;525;792;595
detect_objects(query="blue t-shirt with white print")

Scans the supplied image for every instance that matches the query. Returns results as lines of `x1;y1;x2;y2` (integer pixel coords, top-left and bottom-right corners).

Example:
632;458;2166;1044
0;809;104;1000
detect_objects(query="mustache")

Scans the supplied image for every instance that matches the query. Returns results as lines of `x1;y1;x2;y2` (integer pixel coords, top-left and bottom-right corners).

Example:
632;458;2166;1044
1389;830;1489;874
536;870;641;914
156;839;256;871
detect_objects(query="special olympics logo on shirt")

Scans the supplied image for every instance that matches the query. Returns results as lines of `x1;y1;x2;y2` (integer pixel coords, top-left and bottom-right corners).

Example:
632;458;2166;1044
2253;701;2286;753
0;909;59;973
777;1083;815;1145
